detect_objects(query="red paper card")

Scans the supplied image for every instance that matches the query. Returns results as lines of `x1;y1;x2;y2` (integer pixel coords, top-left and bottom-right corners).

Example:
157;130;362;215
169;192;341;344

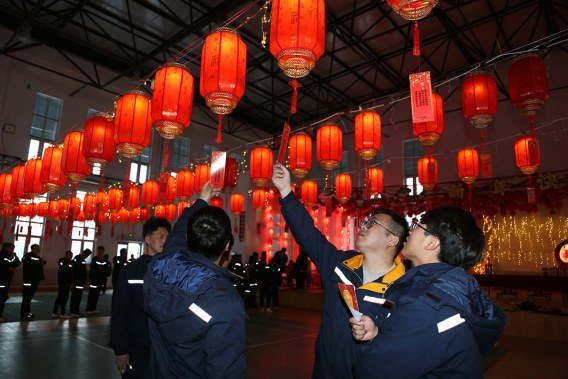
409;71;434;123
338;283;359;311
210;151;227;189
277;122;291;164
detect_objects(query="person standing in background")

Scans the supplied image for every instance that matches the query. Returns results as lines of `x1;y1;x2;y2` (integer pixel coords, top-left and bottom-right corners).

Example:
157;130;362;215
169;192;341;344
20;244;46;321
0;242;19;322
101;253;112;295
52;250;73;318
70;248;92;317
112;248;128;290
85;245;110;314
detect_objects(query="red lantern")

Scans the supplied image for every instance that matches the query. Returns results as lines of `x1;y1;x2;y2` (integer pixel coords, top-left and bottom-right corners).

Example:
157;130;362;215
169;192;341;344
141;180;159;208
37;201;49;217
40;146;67;193
126;185;140;209
62;131;91;184
164;203;177;221
200;28;247;115
270;0;325;78
252;189;267;209
230;193;245;216
176;170;195;201
317;123;343;170
114;91;152;158
289;133;312;178
18;203;32;217
158;172;176;204
457;148;479;185
99;212;109;224
23;158;45;199
250;147;273;187
0;173;13;208
417;156;438;191
514;136;540;175
508;54;549;121
210;196;223;208
223;157;238;193
110;211;121;224
140;208;151;221
82;193;96;220
413;92;444;146
77;212;86;223
108;188;124;211
82;114;116;167
387;0;438;20
130;208;141;223
178;201;189;218
69;197;82;218
58;198;69;219
151;63;194;139
10;165;25;202
354;111;382;160
194;164;211;193
119;208;130;224
366;168;384;199
301;180;318;207
48;199;59;218
461;72;497;129
335;173;352;204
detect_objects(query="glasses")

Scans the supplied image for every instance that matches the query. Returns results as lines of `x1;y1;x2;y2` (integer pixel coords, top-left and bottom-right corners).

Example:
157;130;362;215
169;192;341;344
411;221;435;236
359;218;396;235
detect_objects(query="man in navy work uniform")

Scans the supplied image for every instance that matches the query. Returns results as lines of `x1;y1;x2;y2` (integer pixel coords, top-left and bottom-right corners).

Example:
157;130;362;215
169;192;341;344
52;250;73;318
85;245;110;314
0;242;19;322
109;216;171;378
350;207;506;379
144;182;246;379
272;163;409;379
69;248;91;317
20;244;46;321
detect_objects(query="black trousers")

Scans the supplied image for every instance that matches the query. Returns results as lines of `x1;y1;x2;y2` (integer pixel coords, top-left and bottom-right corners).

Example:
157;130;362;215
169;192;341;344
86;284;102;311
20;282;38;317
258;284;271;308
69;285;84;314
53;284;71;314
0;282;9;316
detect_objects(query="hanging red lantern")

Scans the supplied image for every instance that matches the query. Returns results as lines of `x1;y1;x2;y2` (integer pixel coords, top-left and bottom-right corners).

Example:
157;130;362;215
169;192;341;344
335;173;352;204
125;185;140;209
48;199;59;218
141;180;159;208
58;198;69;219
10;165;25;202
119;208;130;224
176;170;195;201
154;205;165;219
151;63;194;139
18;203;32;217
69;197;82;218
177;201;189;218
417;156;438;191
223;157;238;193
62;131;91;184
130;208;141;223
164;203;177;221
252;189;267;210
77;212;86;223
0;173;13;208
40;146;67;193
99;212;109;224
366;168;384;199
114;91;152;158
461;72;497;129
140;207;151;221
317;123;343;170
508;54;549;121
82;114;116;167
158;172;176;204
354;111;382;160
95;190;107;204
387;0;438;20
413;92;444;146
110;210;121;224
250;147;273;187
289;132;312;178
514;136;540;175
37;201;49;217
210;196;223;208
457;148;479;185
230;193;245;216
301;180;318;207
82;193;96;220
108;188;124;211
23;158;45;199
194;164;211;193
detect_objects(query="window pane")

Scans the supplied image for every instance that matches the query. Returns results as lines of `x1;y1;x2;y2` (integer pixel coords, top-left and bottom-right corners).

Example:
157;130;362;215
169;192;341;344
71;240;82;255
71;226;83;239
44;119;58;140
92;164;101;176
30;116;44;138
139;146;151;163
29;221;43;236
139;164;148;183
28;139;40;159
130;163;139;182
46;98;62;119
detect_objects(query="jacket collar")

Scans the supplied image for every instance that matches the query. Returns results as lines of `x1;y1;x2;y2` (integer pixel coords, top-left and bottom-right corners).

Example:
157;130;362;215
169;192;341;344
342;254;406;292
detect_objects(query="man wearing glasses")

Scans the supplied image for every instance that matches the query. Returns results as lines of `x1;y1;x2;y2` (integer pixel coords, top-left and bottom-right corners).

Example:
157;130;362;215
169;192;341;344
350;207;506;378
272;163;409;379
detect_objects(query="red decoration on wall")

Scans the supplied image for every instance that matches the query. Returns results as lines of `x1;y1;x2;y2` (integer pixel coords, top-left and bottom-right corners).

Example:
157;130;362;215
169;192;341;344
114;91;152;158
151;63;194;139
461;72;497;129
354;111;382;160
230;193;245;216
176;170;195;201
317;123;343;170
335;173;352;204
366;167;384;199
514;136;540;175
250;146;273;187
289;132;312;178
82;114;116;167
413;92;444;146
457;148;479;185
508;54;549;121
301;180;318;207
62;131;91;184
23;158;45;199
417;156;438;191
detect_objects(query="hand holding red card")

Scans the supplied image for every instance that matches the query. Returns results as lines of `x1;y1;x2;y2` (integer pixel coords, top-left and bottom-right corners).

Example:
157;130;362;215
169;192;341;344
277;122;291;164
338;283;362;320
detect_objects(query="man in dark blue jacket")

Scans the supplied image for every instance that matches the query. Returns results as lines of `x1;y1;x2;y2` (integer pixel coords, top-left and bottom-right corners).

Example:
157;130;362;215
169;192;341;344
69;248;91;316
144;182;246;379
0;242;19;322
350;207;506;378
52;250;73;318
109;216;171;378
272;163;409;379
20;244;46;320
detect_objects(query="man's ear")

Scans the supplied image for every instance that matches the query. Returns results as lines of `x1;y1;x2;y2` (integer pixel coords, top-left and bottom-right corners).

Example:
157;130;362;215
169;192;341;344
424;235;440;251
387;235;400;249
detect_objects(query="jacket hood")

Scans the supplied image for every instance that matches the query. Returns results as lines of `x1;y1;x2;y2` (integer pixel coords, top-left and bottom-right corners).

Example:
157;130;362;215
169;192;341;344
144;250;235;323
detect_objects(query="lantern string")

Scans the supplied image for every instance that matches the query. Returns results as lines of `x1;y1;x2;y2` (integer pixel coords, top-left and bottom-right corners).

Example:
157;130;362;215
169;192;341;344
413;20;420;57
216;114;224;145
290;79;301;114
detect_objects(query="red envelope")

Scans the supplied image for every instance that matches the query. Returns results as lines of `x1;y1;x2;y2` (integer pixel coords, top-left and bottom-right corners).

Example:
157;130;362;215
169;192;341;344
338;283;359;311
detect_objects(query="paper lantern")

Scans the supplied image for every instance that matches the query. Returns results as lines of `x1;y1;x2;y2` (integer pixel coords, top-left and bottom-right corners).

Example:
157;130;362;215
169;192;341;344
335;173;352;204
230;192;245;216
40;146;67;193
354;111;382;160
99;212;109;224
48;199;59;218
151;63;194;139
119;208;130;224
37;201;49;217
508;55;549;120
140;207;151;221
23;158;45;199
110;210;120;224
270;0;325;78
141;180;159;208
252;189;267;209
417;156;438;191
457;148;479;185
9;165;25;202
108;188;124;211
177;201;189;218
317;123;343;170
250;146;273;187
210;196;223;208
82;193;96;220
69;196;82;218
77;212;86;223
413;92;444;146
62;131;91;184
194;164;211;193
158;172;176;204
58;198;69;219
0;173;13;208
176;170;195;201
18;203;32;217
164;203;177;221
301;180;318;207
82;114;116;167
223;157;238;193
125;185;140;210
387;0;439;20
289;132;312;178
461;72;497;129
514;136;540;175
366;168;384;199
130;208;141;223
114;91;152;158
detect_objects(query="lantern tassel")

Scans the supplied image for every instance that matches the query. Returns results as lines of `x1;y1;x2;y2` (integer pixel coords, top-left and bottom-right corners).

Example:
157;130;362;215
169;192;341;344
290;79;302;114
479;129;486;153
215;115;224;145
413;20;420;57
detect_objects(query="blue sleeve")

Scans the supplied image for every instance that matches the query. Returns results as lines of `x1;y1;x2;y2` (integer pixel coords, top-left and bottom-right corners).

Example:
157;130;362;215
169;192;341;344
279;192;342;281
163;199;208;254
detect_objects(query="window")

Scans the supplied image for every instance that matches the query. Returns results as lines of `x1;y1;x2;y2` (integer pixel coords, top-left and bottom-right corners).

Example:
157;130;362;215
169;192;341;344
117;241;145;261
170;137;190;170
203;144;218;160
13;196;47;258
403;139;423;196
28;93;62;159
130;146;151;184
70;191;96;255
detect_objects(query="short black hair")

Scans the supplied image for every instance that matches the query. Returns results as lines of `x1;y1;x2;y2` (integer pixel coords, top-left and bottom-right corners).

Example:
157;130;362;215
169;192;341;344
2;242;14;249
420;207;485;270
186;206;233;261
370;208;410;254
120;248;127;255
143;217;172;238
82;248;92;257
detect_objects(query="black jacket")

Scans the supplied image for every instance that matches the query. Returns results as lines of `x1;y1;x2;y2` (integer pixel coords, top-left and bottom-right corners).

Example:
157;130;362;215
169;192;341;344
0;248;20;285
57;256;73;286
90;255;111;286
22;252;45;284
72;255;88;286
